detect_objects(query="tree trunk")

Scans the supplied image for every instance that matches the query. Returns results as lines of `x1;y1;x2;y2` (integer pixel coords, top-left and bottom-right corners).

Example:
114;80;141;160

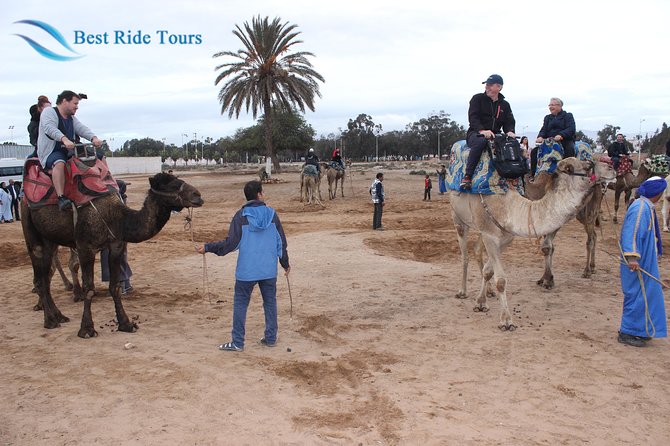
263;101;280;173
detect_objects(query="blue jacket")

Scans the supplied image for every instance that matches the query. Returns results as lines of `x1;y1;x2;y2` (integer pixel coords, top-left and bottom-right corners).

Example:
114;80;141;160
205;201;289;281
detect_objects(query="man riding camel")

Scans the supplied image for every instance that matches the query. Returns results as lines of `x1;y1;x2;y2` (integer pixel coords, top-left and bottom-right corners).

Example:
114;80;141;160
37;90;103;211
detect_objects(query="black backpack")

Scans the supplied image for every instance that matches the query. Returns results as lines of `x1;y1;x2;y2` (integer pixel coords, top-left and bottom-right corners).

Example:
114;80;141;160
487;135;528;179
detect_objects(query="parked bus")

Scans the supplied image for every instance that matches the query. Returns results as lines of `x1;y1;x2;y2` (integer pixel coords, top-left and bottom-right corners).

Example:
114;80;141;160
0;158;25;185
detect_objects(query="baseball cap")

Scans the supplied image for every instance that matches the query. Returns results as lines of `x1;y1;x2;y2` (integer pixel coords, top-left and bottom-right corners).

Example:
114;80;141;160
482;74;503;85
308;148;314;152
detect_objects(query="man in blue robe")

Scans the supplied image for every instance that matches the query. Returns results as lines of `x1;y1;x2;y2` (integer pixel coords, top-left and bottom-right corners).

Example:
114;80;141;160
618;176;668;347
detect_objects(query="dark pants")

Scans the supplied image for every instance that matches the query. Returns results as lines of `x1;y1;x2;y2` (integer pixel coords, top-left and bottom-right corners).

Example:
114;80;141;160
373;202;383;229
10;198;20;221
562;140;575;158
465;133;489;177
100;247;133;283
232;278;278;348
424;189;431;200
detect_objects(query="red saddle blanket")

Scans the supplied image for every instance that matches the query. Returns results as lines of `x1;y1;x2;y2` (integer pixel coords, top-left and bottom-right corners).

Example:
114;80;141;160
617;155;633;177
22;157;119;209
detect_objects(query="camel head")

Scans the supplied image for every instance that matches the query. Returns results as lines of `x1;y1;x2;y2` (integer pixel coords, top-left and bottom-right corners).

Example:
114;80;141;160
557;158;615;185
148;172;204;211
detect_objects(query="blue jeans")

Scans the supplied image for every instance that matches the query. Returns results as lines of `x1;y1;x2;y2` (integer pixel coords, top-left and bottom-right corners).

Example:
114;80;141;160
232;278;278;348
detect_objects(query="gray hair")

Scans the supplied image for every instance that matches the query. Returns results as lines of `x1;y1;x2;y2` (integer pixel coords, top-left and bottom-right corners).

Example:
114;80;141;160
550;97;563;106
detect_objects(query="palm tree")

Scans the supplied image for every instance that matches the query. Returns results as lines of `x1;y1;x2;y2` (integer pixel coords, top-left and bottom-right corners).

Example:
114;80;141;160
213;15;325;172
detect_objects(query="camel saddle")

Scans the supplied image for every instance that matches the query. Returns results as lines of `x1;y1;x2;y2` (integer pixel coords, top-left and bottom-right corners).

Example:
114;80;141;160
617;155;633;177
22;156;119;210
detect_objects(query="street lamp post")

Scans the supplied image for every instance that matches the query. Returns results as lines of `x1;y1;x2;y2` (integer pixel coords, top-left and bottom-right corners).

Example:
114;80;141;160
375;134;379;162
638;118;646;163
182;133;188;160
437;130;443;160
109;137;115;157
193;132;198;163
8;125;14;144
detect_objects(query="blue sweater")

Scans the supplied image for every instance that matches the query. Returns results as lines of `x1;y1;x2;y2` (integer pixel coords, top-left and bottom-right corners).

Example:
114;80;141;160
205;201;289;281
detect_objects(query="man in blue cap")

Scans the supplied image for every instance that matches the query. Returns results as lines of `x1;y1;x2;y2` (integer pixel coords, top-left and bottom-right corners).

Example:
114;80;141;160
618;176;668;347
460;74;516;190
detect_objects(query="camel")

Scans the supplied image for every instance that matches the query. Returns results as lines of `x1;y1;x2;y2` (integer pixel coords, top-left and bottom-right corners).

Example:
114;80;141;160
22;172;204;338
300;172;323;206
300;164;323;204
450;158;615;330
608;154;654;222
323;163;345;199
523;168;608;288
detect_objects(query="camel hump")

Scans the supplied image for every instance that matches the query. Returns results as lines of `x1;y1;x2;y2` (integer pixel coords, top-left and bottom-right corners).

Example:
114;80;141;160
444;140;523;196
23;156;119;209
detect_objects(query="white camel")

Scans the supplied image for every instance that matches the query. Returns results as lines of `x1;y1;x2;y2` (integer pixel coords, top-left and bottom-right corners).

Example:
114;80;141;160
450;158;615;330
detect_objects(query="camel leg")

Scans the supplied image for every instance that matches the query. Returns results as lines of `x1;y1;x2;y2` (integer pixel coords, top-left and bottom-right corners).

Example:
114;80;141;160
583;222;597;278
340;175;345;197
108;242;138;334
454;222;469;299
474;235;495;297
54;248;74;291
537;230;557;289
474;257;494;313
481;234;516;331
663;191;670;232
300;173;304;202
68;249;84;302
77;248;98;338
613;187;622;223
31;241;70;327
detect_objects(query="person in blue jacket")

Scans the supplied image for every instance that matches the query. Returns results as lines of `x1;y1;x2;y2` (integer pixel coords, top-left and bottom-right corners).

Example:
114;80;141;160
197;180;290;352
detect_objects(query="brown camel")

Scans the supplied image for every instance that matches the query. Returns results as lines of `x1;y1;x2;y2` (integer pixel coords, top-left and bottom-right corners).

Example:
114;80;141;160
300;165;323;204
450;158;615;330
522;159;611;288
301;173;323;206
31;248;81;309
323;163;345;199
22;172;204;338
609;155;653;223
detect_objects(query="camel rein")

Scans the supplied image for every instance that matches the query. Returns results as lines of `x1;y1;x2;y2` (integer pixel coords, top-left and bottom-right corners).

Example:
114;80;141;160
185;208;216;305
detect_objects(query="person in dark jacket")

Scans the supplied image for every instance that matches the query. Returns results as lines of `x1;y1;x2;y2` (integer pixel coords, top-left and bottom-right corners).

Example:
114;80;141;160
197;180;290;352
371;172;385;230
304;148;320;173
608;133;629;171
461;74;516;190
535;97;576;158
27;95;51;156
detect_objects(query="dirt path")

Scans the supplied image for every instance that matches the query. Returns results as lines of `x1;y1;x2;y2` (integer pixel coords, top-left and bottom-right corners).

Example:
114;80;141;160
2;163;670;445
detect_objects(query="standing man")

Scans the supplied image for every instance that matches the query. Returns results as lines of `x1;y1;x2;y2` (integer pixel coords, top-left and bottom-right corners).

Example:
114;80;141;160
607;133;629;172
7;179;21;221
371;172;385;230
37;90;103;211
197;180;290;352
535;97;576;158
460;74;516;190
618;176;667;347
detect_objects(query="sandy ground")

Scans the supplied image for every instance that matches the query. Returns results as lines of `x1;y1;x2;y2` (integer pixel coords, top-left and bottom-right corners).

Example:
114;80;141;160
2;162;670;446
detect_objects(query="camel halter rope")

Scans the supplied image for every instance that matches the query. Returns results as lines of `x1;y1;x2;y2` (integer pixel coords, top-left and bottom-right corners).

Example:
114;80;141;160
183;208;216;306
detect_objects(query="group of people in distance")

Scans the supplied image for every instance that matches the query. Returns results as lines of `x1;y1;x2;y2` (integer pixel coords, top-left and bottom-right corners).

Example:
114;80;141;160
458;73;666;348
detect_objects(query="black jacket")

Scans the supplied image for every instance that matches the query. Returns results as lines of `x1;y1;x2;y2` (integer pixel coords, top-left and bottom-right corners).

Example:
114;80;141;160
608;141;629;158
466;92;515;139
537;110;575;142
305;153;320;171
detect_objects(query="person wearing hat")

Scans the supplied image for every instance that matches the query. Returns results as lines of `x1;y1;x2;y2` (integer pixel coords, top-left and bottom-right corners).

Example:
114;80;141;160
304;148;320;173
618;176;668;347
460;74;516;190
535;97;576;159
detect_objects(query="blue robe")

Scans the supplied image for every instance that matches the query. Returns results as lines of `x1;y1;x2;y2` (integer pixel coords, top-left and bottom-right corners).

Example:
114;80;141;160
619;197;667;338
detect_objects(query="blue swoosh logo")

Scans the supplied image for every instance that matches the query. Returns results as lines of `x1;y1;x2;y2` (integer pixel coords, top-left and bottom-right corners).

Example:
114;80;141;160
13;19;84;61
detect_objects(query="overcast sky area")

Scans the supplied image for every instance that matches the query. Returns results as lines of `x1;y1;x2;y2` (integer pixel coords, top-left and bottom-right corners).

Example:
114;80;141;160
2;0;669;150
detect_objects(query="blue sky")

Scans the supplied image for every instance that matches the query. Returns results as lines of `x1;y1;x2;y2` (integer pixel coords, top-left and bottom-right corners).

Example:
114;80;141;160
2;0;669;149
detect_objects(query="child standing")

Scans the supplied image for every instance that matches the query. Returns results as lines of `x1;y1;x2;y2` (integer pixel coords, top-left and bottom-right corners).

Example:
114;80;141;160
423;174;432;201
